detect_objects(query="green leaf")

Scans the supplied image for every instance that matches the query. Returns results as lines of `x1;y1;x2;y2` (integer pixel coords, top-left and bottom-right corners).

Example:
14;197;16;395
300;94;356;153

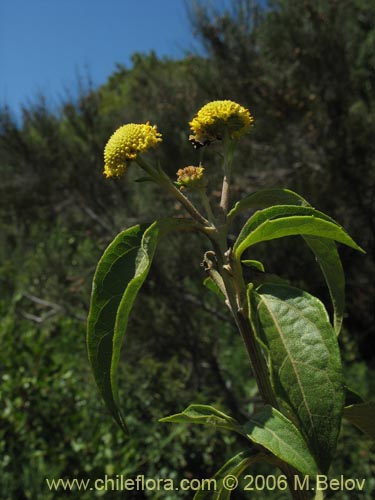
161;404;318;476
87;218;202;432
241;259;265;272
236;205;337;249
303;236;345;336
245;270;289;287
160;404;240;433
203;277;225;300
242;405;318;476
242;260;289;287
248;283;345;472
234;205;364;258
193;450;260;500
344;386;364;406
241;260;290;286
227;188;308;222
229;189;350;336
343;402;375;440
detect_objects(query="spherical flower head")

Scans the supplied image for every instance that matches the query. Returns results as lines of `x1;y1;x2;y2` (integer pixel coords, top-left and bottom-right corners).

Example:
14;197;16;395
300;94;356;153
103;122;162;178
189;100;253;145
176;166;206;189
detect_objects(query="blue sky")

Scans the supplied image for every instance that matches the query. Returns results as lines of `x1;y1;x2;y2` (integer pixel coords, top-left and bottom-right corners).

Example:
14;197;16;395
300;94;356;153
0;0;202;118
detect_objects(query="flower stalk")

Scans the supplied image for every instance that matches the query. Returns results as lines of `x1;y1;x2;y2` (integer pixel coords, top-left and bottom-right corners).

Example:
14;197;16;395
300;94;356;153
219;134;237;221
136;157;209;227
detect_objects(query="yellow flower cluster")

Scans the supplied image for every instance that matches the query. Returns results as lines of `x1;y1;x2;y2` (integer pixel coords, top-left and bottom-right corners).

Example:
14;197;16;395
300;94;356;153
189;100;253;144
103;123;162;178
176;166;206;189
102;101;253;179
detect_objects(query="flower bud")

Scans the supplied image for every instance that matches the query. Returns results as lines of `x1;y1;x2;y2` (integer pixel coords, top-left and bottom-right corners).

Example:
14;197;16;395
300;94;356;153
176;166;206;189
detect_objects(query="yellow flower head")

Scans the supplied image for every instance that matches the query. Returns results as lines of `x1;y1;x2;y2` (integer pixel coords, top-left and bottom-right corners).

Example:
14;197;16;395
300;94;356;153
103;122;162;178
176;165;206;189
189;100;253;145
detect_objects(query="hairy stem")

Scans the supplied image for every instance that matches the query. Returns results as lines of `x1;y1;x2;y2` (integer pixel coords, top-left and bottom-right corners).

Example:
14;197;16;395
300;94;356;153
211;231;311;500
136;157;209;226
219;135;237;222
213;236;278;408
165;181;209;226
219;172;231;220
200;189;217;226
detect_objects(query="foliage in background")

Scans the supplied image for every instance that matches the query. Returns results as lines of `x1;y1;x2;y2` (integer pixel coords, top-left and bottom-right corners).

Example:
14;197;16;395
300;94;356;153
0;0;374;498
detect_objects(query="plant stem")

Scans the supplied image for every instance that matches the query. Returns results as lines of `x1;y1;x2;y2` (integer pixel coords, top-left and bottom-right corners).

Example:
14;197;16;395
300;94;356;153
236;309;279;407
219;172;231;219
142;145;312;500
212;232;311;500
136;157;209;226
165;181;209;226
213;237;278;408
219;135;237;222
200;189;217;226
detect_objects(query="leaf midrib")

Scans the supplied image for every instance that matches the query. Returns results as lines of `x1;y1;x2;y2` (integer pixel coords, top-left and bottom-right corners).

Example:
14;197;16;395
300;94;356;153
257;296;316;435
246;415;313;472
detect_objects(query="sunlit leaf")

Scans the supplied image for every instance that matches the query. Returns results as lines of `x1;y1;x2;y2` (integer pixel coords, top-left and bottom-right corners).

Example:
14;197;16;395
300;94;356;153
161;404;318;475
230;189;351;335
87;218;202;431
234;205;364;257
303;236;345;335
227;188;308;221
241;259;265;272
203;277;226;300
248;283;345;472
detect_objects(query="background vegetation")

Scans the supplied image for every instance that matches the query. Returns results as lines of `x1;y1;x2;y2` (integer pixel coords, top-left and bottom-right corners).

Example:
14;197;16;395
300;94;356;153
0;1;374;498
